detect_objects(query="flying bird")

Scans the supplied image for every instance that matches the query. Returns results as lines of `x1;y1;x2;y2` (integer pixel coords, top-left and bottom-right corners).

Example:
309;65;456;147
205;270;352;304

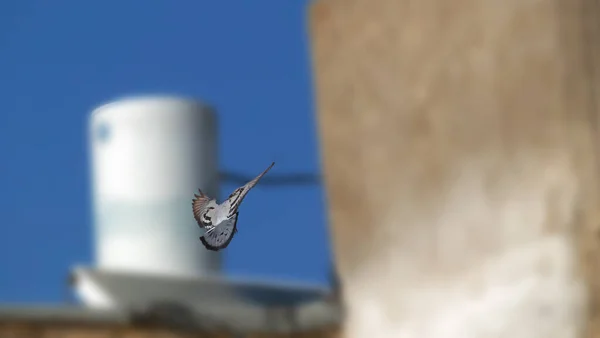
192;162;275;251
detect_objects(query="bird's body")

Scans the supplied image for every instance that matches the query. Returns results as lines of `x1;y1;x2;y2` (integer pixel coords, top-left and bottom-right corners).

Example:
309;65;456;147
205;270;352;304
192;162;275;251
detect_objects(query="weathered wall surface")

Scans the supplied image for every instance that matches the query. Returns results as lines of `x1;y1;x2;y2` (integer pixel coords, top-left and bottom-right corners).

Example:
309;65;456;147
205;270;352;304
308;0;600;337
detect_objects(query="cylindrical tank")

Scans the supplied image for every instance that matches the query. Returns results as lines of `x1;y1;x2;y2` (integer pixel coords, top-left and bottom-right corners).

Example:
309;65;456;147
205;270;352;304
88;95;221;277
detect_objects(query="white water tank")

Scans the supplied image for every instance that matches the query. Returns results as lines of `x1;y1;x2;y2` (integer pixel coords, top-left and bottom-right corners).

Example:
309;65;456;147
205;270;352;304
88;95;221;277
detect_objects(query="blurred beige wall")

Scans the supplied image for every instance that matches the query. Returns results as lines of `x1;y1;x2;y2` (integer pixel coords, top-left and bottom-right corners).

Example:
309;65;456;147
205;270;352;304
308;0;600;337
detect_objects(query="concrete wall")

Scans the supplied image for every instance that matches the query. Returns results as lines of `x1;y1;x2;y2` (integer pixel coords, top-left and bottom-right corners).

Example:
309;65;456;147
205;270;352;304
308;0;600;337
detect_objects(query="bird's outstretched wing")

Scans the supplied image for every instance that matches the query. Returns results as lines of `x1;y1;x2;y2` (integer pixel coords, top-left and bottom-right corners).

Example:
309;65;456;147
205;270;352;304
222;162;275;218
191;189;218;229
200;212;239;251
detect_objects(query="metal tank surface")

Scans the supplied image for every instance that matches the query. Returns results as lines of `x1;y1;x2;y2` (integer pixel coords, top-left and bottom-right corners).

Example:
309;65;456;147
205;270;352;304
88;95;220;279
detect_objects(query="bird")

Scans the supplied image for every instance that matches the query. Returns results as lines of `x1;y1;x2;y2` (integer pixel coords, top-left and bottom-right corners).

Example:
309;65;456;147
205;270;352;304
191;162;275;251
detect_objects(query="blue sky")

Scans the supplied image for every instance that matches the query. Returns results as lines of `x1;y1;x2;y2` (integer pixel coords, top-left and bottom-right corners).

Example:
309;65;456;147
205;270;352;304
0;0;331;303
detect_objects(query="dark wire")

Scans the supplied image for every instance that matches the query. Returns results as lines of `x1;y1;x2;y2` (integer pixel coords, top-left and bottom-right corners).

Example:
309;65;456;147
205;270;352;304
219;171;321;186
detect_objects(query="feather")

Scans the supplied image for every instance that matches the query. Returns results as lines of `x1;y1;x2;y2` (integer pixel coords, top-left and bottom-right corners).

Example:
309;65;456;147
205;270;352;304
222;162;275;218
191;162;275;251
199;212;239;251
191;189;218;229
